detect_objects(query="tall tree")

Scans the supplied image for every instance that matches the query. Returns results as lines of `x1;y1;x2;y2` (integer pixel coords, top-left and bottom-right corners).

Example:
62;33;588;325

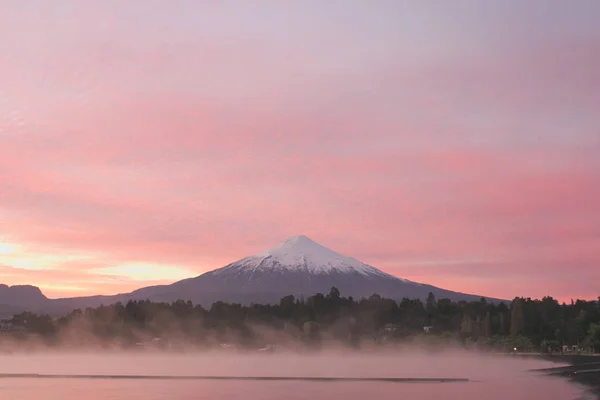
511;298;525;337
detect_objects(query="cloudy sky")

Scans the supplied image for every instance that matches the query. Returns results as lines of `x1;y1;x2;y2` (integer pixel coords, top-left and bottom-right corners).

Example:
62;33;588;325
1;1;599;301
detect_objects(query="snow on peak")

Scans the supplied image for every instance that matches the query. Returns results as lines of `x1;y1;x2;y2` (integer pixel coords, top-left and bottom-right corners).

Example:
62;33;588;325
281;235;315;245
271;235;343;261
215;235;401;279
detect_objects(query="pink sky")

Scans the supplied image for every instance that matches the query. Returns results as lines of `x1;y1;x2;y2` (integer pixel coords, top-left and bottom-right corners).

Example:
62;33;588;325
1;1;599;301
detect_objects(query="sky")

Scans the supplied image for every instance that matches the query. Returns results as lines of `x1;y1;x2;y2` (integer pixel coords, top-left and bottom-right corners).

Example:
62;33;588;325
1;1;599;301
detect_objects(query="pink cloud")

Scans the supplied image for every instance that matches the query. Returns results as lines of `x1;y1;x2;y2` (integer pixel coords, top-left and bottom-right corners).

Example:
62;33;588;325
1;2;599;302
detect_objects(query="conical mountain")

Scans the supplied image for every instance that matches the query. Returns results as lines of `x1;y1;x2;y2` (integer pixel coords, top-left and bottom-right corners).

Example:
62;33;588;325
127;235;495;305
3;235;499;316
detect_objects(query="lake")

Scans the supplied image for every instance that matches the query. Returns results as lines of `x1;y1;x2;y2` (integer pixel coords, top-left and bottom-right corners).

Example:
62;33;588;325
0;351;592;399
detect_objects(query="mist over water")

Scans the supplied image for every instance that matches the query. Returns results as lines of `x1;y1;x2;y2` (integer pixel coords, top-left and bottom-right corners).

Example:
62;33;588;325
0;350;591;400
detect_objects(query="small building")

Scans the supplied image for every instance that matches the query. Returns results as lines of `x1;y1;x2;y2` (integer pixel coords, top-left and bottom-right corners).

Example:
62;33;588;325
562;344;580;353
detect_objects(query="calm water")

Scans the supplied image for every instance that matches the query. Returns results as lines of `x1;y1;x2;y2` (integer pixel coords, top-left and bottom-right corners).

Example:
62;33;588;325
0;351;591;400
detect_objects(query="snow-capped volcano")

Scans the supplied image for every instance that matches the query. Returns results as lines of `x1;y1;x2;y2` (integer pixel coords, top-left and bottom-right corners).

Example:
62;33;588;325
210;235;400;279
2;235;500;315
125;234;494;306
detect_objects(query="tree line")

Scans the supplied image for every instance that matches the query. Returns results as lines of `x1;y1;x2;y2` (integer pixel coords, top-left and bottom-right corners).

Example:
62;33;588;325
3;288;600;352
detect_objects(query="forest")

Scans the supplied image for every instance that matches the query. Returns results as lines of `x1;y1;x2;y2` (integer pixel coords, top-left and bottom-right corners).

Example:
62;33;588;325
3;288;600;353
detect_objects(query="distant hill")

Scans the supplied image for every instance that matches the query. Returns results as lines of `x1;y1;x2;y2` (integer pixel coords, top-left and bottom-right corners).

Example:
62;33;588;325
0;284;47;307
0;284;48;317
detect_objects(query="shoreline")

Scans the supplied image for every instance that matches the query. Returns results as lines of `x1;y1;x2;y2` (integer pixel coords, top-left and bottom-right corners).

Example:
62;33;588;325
527;354;600;398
